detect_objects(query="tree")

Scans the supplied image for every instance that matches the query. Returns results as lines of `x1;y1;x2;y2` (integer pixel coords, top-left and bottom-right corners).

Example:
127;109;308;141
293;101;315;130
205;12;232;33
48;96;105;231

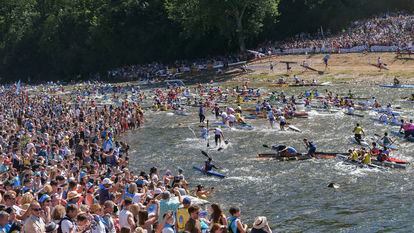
165;0;280;52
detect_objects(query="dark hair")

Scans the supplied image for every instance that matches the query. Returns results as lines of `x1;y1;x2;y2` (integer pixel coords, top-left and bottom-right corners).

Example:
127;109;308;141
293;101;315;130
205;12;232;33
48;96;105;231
138;210;148;226
188;205;200;215
77;213;88;222
229;207;240;216
210;203;223;224
66;204;77;213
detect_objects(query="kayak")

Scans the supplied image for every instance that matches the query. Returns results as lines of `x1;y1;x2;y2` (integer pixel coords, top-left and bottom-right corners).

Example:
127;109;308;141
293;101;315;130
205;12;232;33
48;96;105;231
336;154;383;169
379;84;414;88
288;125;301;132
377;142;398;150
390;130;414;142
174;110;190;116
372;108;401;116
234;123;254;130
349;136;369;147
344;112;364;118
370;118;401;126
193;166;225;178
257;152;341;161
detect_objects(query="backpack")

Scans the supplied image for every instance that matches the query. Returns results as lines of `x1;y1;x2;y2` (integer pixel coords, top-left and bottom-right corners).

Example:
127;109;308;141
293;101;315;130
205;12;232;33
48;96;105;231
58;216;73;233
227;218;237;233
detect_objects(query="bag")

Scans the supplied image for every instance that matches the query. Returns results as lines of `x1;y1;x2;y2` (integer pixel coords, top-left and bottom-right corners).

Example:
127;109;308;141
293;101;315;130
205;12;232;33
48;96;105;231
58;216;73;233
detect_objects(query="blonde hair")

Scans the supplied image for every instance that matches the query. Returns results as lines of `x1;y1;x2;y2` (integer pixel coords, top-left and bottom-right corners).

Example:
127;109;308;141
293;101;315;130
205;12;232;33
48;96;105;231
129;204;141;218
51;205;66;221
20;193;34;205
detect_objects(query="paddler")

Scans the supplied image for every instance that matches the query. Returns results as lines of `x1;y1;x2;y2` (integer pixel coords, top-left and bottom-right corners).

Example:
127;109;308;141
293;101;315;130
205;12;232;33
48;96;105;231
268;109;275;128
199;102;206;123
348;149;359;161
353;123;365;144
394;77;400;86
379;132;394;148
236;95;243;104
303;138;316;156
347;105;355;115
201;126;208;140
370;142;380;156
379;113;388;124
390;114;399;125
204;158;218;172
277;145;298;157
212;127;224;147
235;112;246;124
362;150;371;165
279;115;287;131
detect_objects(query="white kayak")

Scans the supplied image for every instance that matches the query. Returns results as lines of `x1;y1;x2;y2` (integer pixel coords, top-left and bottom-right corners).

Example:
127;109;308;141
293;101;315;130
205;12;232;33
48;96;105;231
349;136;369;147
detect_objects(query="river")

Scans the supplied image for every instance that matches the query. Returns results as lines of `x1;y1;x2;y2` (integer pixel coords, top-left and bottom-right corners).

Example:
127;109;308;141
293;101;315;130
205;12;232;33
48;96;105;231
123;84;414;232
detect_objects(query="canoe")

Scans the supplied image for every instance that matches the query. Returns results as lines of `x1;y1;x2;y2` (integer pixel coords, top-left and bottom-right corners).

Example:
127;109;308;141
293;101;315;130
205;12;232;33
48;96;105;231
379;84;414;88
193;166;225;178
257;152;341;161
349;136;369;147
336;154;407;169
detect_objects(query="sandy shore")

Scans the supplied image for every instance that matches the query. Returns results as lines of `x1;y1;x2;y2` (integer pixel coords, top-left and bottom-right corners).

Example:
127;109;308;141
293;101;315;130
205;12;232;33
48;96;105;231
231;52;414;86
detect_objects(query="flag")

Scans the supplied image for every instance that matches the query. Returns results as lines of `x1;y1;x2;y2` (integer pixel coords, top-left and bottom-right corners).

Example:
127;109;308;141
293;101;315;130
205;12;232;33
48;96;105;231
15;80;21;95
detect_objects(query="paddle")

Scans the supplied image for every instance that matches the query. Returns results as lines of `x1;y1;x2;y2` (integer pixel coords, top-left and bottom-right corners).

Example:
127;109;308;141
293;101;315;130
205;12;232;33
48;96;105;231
206;120;210;147
201;150;222;169
374;133;398;149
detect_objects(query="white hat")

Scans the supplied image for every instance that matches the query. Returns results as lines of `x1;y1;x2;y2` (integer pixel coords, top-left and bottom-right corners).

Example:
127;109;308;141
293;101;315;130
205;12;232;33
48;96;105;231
253;216;268;229
102;178;113;185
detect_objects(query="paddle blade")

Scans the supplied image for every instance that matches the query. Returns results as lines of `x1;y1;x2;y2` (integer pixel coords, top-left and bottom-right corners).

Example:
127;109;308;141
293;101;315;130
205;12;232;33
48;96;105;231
218;147;223;151
262;144;269;148
224;140;229;145
201;150;209;157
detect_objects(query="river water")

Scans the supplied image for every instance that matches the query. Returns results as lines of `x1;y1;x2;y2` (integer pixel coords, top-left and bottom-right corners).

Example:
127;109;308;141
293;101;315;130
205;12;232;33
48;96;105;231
123;84;414;232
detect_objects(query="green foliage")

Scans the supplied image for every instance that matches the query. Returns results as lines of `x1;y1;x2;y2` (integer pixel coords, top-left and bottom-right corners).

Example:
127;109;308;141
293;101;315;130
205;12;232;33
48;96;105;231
0;0;412;82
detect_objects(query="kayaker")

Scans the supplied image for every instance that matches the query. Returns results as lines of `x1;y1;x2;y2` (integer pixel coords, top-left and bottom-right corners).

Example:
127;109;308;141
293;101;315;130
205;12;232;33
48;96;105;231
267;110;275;128
370;142;380;156
278;145;298;157
227;114;236;127
255;101;261;115
235;112;246;124
362;151;371;165
379;114;388;124
279;115;286;131
214;104;220;119
200;126;208;140
199;103;206;123
390;114;399;125
394;77;400;86
347;106;355;115
353;123;365;144
212;127;224;147
348;149;359;161
379;132;394;148
303;139;316;156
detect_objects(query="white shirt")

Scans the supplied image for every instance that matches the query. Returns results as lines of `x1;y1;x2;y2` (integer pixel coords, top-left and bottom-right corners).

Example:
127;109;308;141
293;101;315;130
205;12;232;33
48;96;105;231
227;114;236;123
119;209;133;229
61;218;76;233
132;193;144;204
214;128;223;136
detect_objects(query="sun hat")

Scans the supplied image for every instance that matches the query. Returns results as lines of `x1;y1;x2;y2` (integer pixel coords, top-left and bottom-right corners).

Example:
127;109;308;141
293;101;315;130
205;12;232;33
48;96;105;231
253;216;268;229
102;178;113;185
66;191;81;200
45;222;59;233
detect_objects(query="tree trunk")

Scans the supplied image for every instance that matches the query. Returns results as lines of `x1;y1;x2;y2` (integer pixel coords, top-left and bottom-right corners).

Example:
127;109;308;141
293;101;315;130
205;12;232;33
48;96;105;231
236;15;246;52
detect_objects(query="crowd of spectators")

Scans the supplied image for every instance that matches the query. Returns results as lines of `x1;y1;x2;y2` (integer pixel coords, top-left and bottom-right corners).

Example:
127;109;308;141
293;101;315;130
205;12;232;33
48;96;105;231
0;84;272;233
257;13;414;53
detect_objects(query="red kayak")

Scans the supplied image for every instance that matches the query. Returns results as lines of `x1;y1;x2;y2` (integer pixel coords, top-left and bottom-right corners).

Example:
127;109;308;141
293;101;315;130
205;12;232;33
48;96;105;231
386;157;409;164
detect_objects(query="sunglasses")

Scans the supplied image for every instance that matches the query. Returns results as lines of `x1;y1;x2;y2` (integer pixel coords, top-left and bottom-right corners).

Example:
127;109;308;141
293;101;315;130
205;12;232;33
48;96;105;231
33;208;42;212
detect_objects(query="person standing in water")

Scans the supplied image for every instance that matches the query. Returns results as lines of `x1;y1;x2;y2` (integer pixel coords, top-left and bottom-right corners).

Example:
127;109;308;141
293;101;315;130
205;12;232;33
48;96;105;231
199;103;206;123
211;127;225;147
